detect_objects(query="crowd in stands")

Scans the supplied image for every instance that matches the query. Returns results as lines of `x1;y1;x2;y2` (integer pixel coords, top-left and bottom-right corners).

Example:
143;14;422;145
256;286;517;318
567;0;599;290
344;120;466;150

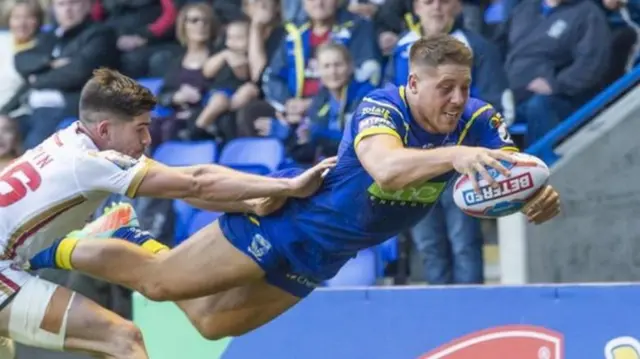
0;0;638;318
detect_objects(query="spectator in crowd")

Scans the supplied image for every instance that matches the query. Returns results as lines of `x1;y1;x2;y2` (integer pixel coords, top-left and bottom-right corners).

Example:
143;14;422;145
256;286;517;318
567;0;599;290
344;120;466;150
0;0;42;115
347;0;385;19
374;0;485;57
502;0;611;145
387;0;509;112
14;0;118;149
0;115;22;170
194;16;260;140
153;2;219;148
255;42;374;164
599;0;640;87
246;0;285;85
91;0;179;78
262;0;381;124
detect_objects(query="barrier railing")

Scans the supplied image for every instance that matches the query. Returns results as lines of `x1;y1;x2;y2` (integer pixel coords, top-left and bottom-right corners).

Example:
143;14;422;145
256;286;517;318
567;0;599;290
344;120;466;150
526;66;640;165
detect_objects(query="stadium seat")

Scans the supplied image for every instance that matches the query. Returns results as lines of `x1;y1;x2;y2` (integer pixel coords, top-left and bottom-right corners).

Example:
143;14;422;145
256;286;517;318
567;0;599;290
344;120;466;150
509;123;527;135
376;236;399;277
187;211;222;236
152;140;217;166
136;78;173;117
152;141;217;241
219;138;285;174
56;117;77;130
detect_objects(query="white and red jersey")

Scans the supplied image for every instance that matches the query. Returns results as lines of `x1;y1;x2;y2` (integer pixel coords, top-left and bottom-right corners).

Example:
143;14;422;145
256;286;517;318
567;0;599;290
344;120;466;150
0;122;150;263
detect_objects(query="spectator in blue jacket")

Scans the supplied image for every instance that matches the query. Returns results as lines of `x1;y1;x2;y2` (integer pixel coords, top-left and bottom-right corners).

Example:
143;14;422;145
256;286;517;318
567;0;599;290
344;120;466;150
386;0;512;116
503;0;611;145
255;42;374;164
262;0;381;127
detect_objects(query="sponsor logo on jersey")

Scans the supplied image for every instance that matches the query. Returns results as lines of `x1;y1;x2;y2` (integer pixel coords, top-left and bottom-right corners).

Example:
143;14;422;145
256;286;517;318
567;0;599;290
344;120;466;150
360;106;392;121
417;325;563;359
358;116;396;133
368;181;446;205
462;172;533;206
285;273;318;289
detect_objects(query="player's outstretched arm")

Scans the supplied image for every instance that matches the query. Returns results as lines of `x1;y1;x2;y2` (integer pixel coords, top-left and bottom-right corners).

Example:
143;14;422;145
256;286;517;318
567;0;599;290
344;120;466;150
356;134;517;191
135;157;336;202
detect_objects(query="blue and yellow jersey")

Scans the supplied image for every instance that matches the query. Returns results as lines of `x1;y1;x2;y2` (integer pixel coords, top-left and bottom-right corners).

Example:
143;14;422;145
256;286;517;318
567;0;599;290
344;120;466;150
255;84;516;277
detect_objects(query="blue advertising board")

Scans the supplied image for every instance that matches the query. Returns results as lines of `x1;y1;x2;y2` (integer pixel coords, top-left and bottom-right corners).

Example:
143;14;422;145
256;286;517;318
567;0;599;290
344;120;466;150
133;284;640;358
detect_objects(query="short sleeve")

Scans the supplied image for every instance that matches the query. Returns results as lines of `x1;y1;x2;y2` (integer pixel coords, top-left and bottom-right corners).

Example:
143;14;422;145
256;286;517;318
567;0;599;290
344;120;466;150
351;94;407;149
471;104;519;151
73;150;152;197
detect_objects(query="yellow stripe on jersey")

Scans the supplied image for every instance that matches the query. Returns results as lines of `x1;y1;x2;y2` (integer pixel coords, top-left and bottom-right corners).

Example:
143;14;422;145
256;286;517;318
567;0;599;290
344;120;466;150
125;157;152;198
457;104;493;145
500;146;520;152
354;127;402;149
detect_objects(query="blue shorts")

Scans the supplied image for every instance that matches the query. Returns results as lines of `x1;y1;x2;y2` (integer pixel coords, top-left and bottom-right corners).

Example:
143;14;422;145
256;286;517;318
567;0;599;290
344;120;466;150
210;88;236;98
219;169;353;298
219;213;320;298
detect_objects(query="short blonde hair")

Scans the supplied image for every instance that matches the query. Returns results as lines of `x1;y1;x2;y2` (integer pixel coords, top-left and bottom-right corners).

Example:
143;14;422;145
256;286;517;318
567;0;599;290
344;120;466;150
410;34;473;69
175;3;219;46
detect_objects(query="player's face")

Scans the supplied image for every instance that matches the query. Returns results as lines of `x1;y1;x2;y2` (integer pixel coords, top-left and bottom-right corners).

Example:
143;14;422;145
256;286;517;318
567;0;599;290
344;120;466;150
104;114;152;159
318;48;352;91
408;63;471;134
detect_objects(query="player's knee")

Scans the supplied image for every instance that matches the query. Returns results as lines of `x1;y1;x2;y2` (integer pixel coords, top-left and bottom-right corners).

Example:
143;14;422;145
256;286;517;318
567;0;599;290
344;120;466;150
192;316;251;341
104;320;145;358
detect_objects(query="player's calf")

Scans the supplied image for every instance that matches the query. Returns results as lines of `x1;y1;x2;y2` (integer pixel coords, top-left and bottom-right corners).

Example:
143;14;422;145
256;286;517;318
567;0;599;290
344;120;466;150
0;271;148;358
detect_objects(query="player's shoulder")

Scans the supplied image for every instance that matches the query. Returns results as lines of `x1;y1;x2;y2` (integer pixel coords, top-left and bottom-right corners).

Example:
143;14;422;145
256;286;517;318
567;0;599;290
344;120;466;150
462;97;499;125
83;150;142;170
357;84;407;120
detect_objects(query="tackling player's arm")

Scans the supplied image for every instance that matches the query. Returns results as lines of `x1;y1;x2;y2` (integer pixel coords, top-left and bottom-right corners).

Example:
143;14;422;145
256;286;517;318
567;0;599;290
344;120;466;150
74;151;335;204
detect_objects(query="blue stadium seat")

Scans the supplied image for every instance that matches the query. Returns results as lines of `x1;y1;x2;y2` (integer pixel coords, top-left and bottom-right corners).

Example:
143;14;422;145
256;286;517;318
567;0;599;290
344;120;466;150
136;78;172;117
509;123;527;135
152;140;217;166
376;236;399;277
56;117;77;130
187;211;222;236
152;141;217;241
219;138;284;174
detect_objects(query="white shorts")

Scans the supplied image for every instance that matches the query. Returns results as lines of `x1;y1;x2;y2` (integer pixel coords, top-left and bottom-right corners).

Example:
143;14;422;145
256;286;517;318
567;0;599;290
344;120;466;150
0;261;72;351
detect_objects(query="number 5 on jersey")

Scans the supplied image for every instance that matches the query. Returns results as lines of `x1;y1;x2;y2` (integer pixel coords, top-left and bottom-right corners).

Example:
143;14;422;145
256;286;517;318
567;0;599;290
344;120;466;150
0;162;42;207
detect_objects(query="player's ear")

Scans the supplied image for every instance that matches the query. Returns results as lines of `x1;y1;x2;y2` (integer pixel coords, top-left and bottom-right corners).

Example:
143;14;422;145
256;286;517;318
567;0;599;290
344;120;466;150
408;73;419;94
96;120;111;138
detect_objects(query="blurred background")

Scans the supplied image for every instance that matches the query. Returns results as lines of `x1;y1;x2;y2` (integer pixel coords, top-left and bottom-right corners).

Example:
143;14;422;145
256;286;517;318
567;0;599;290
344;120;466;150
1;0;639;357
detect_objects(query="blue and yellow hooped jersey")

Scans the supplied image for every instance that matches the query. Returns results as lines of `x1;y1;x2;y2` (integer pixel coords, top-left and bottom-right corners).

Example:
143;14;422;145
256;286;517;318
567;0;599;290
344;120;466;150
260;84;517;255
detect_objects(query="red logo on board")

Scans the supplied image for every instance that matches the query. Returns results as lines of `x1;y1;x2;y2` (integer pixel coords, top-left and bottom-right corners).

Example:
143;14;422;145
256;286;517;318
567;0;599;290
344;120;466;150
417;325;564;359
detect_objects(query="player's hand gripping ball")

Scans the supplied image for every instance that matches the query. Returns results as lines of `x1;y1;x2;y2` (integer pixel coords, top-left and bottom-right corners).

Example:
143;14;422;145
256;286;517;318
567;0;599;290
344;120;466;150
453;153;550;218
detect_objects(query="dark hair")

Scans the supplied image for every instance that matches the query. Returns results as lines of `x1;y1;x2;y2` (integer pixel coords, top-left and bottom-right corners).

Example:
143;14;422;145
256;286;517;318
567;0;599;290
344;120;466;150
409;34;473;69
79;68;157;123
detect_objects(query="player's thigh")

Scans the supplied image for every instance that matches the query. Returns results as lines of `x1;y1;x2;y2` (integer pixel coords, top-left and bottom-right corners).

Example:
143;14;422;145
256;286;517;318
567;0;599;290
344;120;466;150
0;265;146;357
178;279;301;340
148;220;265;301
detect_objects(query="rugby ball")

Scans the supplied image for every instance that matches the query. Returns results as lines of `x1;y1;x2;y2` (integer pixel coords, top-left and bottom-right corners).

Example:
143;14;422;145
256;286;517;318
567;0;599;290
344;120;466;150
452;153;549;218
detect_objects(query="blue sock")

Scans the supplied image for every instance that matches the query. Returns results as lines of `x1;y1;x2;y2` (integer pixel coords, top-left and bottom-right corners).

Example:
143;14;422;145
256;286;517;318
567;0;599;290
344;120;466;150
112;227;155;246
29;238;63;270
